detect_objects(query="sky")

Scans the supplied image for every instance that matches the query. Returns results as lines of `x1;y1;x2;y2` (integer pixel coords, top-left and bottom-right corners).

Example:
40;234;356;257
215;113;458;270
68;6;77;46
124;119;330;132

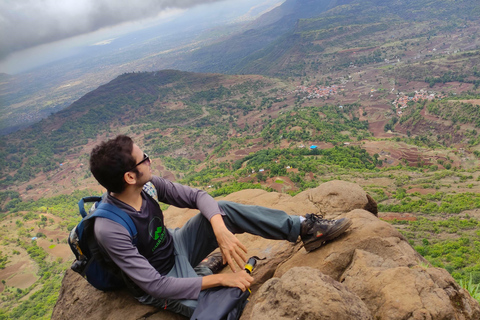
0;0;224;61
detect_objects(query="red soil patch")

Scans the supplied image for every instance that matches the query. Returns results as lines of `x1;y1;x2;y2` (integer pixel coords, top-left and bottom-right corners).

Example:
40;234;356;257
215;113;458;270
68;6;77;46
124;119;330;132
420;106;447;122
0;261;28;281
234;149;251;157
36;239;73;260
266;176;295;193
154;162;176;181
0;260;38;290
452;99;480;104
286;167;299;174
369;119;394;138
38;228;67;241
7;272;37;289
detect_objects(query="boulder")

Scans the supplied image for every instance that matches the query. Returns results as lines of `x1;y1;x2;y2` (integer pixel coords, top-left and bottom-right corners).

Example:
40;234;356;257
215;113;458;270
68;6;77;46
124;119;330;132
293;180;378;217
245;267;372;320
51;181;480;320
273;209;480;320
53;269;183;320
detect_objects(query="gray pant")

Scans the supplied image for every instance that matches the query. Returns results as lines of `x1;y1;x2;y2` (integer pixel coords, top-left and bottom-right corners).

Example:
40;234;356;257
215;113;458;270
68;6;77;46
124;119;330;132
137;200;302;317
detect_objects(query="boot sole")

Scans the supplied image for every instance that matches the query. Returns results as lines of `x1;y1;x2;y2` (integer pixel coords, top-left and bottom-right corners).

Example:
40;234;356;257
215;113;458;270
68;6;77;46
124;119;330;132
304;218;352;252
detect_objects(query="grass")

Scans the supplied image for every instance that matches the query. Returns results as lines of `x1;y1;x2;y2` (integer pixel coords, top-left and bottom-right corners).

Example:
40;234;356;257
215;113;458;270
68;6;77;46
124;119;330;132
459;274;480;303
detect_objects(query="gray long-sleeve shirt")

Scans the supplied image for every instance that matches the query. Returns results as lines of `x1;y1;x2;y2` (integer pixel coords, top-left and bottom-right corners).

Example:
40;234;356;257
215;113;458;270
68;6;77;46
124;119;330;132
94;176;222;300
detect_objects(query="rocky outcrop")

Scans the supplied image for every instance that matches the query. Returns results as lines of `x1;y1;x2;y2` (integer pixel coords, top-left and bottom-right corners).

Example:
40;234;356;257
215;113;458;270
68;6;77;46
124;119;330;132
247;267;373;320
51;180;480;320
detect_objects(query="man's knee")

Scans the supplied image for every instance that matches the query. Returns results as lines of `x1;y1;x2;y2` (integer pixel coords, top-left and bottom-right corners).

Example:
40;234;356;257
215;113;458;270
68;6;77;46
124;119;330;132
217;200;230;209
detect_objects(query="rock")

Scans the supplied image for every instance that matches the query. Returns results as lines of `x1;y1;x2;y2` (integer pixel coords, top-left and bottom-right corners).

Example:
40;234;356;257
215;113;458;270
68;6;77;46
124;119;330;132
244;267;372;320
293;180;378;217
274;209;480;320
52;182;480;320
52;269;184;320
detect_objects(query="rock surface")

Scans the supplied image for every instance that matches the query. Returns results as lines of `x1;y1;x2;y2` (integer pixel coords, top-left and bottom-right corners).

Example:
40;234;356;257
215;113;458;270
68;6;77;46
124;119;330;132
51;181;480;320
246;266;372;320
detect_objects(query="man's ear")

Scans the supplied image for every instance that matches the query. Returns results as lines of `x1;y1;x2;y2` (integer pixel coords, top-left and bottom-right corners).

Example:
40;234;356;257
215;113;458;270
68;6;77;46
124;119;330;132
124;171;137;185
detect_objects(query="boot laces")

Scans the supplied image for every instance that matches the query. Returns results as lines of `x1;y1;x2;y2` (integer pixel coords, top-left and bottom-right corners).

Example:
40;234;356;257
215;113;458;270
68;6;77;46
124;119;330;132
307;213;337;225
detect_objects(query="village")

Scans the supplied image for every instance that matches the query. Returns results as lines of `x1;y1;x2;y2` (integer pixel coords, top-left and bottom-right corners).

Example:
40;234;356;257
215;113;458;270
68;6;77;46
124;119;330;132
393;89;446;115
294;84;344;100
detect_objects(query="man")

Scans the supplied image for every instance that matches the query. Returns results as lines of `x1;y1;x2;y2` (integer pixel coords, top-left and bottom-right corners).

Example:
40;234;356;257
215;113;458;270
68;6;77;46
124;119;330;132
89;135;351;317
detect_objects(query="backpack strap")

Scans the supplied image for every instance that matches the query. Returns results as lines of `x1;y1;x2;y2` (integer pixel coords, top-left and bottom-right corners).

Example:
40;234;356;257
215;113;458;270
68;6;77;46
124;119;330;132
78;196;103;218
91;203;138;246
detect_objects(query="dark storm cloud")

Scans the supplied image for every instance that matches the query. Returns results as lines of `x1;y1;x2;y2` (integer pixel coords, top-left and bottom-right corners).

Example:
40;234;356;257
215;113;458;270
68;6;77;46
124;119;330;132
0;0;221;58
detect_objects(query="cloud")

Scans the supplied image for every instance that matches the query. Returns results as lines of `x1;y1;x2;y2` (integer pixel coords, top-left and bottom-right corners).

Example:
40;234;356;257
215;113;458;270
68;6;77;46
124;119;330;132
0;0;221;59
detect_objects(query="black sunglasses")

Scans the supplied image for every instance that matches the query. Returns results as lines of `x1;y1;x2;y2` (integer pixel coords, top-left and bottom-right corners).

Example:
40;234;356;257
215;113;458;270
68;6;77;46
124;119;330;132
128;153;150;172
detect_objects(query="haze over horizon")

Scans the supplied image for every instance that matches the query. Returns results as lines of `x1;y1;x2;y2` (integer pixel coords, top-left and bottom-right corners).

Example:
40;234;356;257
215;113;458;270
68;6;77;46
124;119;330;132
0;0;284;74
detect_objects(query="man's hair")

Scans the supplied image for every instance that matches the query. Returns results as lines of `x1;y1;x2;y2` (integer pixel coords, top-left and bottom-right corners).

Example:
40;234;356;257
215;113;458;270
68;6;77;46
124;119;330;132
89;135;139;193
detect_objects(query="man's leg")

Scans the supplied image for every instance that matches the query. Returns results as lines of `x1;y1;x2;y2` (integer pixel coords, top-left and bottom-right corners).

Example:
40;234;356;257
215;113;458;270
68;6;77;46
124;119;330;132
218;200;352;252
218;200;302;243
136;215;220;317
136;221;215;318
171;213;219;267
170;201;303;268
145;205;302;317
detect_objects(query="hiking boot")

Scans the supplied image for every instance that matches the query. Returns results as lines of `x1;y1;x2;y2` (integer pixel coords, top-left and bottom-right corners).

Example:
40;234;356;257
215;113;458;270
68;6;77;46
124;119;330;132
300;213;352;252
197;252;226;274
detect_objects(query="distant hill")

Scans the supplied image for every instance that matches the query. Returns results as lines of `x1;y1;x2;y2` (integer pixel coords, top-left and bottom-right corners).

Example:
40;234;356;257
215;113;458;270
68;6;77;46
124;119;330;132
176;0;336;73
0;70;288;189
180;0;480;76
2;0;479;136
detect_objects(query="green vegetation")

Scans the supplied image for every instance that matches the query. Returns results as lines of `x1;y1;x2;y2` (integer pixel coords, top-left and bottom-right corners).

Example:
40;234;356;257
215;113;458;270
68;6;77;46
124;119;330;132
180;145;381;192
459;275;480;303
209;182;266;197
0;278;62;320
426;100;480;128
260;104;370;144
379;191;480;214
388;216;480;285
1;72;278;188
425;70;480;89
0;250;8;269
0;189;100;319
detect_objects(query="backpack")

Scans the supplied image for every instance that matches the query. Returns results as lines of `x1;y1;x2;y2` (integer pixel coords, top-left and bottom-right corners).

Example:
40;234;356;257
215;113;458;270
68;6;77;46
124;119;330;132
68;196;138;291
68;182;158;291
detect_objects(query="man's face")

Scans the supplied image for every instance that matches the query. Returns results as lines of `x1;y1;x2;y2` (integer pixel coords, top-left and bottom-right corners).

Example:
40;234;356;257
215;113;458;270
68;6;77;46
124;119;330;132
131;143;152;184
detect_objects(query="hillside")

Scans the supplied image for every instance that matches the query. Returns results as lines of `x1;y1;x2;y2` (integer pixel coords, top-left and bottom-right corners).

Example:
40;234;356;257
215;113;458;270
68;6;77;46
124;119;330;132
182;0;480;76
177;0;337;73
2;0;480;318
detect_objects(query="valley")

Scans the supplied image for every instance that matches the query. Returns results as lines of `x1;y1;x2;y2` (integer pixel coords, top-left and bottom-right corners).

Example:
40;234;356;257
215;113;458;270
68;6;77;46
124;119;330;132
1;0;480;318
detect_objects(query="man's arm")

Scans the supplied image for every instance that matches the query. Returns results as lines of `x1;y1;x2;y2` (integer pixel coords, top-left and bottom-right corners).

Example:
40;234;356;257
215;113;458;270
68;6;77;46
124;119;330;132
95;218;253;295
152;176;221;220
95;217;202;300
210;214;248;272
201;271;253;292
152;176;249;272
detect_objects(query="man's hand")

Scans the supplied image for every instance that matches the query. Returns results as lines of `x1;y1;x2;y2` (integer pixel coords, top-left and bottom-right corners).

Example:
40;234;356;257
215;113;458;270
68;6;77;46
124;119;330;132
202;271;254;292
210;214;248;272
